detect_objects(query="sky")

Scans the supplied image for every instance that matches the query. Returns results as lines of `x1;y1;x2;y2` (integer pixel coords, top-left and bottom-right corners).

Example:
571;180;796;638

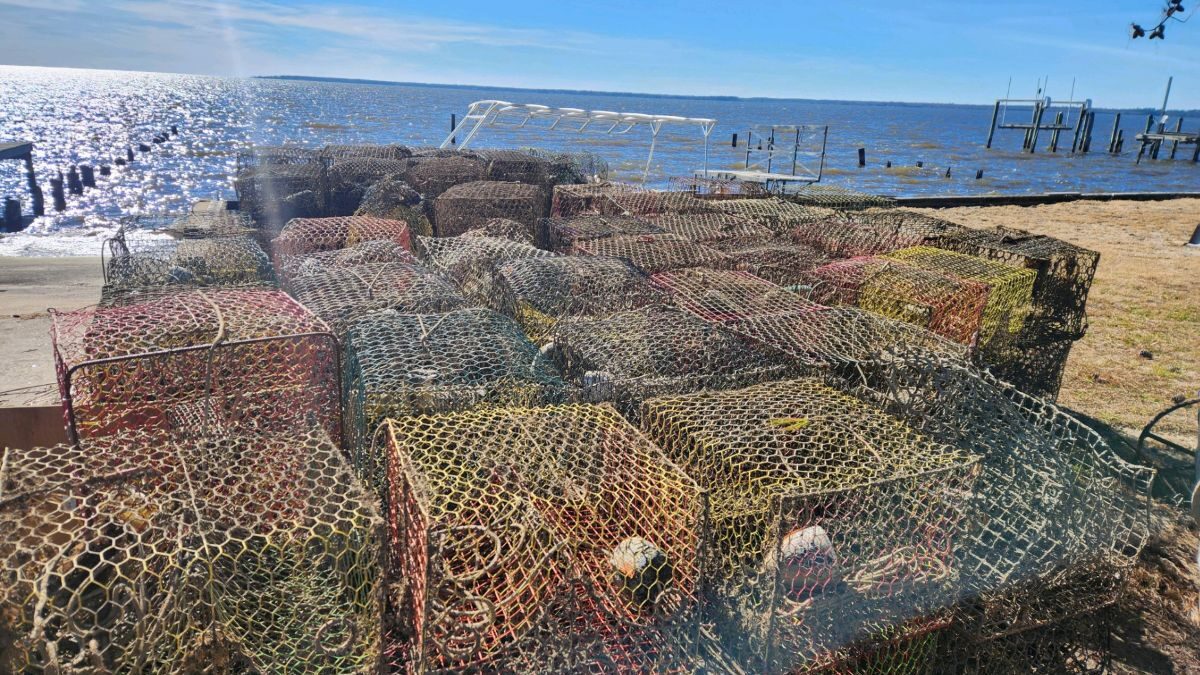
1;0;1199;108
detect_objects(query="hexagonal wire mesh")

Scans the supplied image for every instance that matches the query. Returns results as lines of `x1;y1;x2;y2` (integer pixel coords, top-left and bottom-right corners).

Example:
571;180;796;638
326;158;415;215
718;242;830;289
548;306;795;417
400;155;487;201
233;150;329;238
668;175;772;199
933;226;1100;341
988;336;1075;401
101;228;275;307
883;246;1036;362
550;181;641;217
572;234;734;275
51;288;340;444
276;240;417;289
341;308;569;483
640;378;981;673
352;177;432;238
477;149;552;186
319;143;412;161
287;262;467;335
837;353;1153;643
538;214;666;253
650;268;817;324
459;217;537;245
520;147;611;185
416;234;555;307
642;212;775;248
709;198;840;234
801;257;990;347
784;185;897;211
495;255;669;343
597;188;719;217
792;209;965;259
271;216;413;266
0;426;383;673
379;404;707;672
433;181;547;239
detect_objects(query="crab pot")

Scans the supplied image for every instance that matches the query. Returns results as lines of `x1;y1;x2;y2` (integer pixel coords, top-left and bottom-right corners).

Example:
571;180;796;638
841;355;1154;637
572;234;734;275
458;217;537;245
400;155;486;201
940;606;1113;675
793;209;964;260
884;246;1036;363
803;257;990;347
549;306;793;418
233;160;329;240
640;378;980;674
433;180;547;239
538;214;665;252
650;268;816;324
51;288;340;444
287;262;466;335
271;215;412;266
521;148;610;185
416;234;554;307
325;158;414;215
642;212;775;247
0;426;383;673
597;189;718;217
145;211;257;239
550;181;641;217
341;308;568;485
932;226;1099;340
784;185;896;211
318;143;412;161
101;230;275;307
718;242;829;288
379;404;705;672
495;255;668;343
668;175;771;199
479;149;552;186
989;336;1074;400
276;240;417;288
710;198;840;234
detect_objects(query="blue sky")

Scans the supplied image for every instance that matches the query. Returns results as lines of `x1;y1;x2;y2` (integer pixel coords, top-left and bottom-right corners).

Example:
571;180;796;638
1;1;1198;107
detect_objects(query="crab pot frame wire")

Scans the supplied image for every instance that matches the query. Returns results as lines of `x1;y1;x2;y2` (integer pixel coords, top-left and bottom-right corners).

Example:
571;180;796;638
271;215;413;266
709;198;841;234
537;214;666;252
433;180;548;239
0;426;384;673
642;212;775;247
571;234;734;275
276;240;418;289
640;378;981;674
51;288;341;445
416;234;555;307
379;404;707;672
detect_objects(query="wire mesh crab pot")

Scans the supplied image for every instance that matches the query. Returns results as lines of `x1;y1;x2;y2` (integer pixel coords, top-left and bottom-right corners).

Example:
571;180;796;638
234;162;329;239
548;306;794;418
838;354;1154;643
433;181;547;238
597;189;719;217
326;158;415;215
380;404;707;672
0;426;383;673
883;247;1036;362
650;268;816;324
416;235;554;307
784;185;896;211
988;336;1075;401
538;214;666;252
521;148;610;185
640;378;981;674
400;155;487;201
719;242;830;289
341;308;569;480
478;149;552;186
710;198;840;233
793;209;964;259
277;240;417;288
458;217;537;245
938;606;1112;675
352;176;432;238
803;257;990;347
319;143;412;161
495;256;669;343
146;211;257;239
550;182;641;217
287;262;467;335
642;212;775;247
933;226;1100;341
572;234;734;275
668;175;772;199
51;288;341;444
100;229;275;307
271;215;413;266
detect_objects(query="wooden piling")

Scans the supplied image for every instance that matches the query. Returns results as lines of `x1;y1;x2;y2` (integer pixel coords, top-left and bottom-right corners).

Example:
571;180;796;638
22;147;42;217
857;148;866;167
450;113;456;145
1170;118;1184;159
5;198;21;231
138;143;150;153
99;165;111;177
975;169;984;180
80;165;96;188
986;100;1001;149
1028;101;1046;153
127;148;135;162
1049;112;1064;153
50;178;66;212
170;124;178;135
66;167;83;195
1108;113;1122;153
1116;130;1125;154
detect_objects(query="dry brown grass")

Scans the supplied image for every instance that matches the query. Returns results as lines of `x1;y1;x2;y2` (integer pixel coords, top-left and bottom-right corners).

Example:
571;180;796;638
914;199;1200;440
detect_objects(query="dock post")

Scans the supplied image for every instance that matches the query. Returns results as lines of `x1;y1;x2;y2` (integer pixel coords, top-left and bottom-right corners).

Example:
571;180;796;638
50;177;66;212
450;114;456;145
99;165;111;177
857;148;866;167
1171;118;1184;159
5;198;21;231
22;149;42;217
66;166;83;195
1192;141;1199;163
986;100;1001;148
976;169;984;180
1049;112;1064;152
80;165;96;188
1028;101;1046;153
126;148;135;162
1108;113;1122;153
1116;130;1125;154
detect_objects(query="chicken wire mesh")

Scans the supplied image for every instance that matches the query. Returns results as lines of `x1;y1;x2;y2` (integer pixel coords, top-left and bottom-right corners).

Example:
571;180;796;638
287;262;467;335
988;336;1075;401
650;268;817;324
668;176;772;199
341;308;569;479
719;242;829;289
939;603;1111;674
458;217;537;245
416;234;554;307
640;378;981;674
326;158;414;215
785;185;896;211
550;182;641;217
793;209;965;259
548;306;793;417
572;234;733;274
597;189;719;217
538;214;666;253
933;226;1099;341
477;149;552;186
802;257;990;347
100;229;275;307
0;426;383;673
433;181;547;239
838;353;1154;640
495;256;668;343
883;246;1036;361
401;156;487;201
276;240;417;288
157;211;257;239
270;215;413;265
379;404;706;672
353;176;432;238
235;145;323;172
520;148;610;185
710;198;840;233
51;288;340;444
234;160;328;239
642;212;775;247
319;143;412;161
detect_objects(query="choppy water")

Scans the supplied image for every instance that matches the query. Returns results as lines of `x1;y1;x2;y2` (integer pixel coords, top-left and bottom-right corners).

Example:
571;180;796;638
1;65;1198;255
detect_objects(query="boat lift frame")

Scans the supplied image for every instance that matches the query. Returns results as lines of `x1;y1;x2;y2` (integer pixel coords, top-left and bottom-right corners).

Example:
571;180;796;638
696;124;829;190
439;100;717;183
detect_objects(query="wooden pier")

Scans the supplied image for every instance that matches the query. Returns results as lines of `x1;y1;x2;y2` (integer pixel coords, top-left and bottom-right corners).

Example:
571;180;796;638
985;97;1095;154
0;141;42;229
1135;124;1200;163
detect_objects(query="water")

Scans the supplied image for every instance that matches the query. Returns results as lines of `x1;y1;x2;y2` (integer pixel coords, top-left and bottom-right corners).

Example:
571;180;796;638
1;65;1198;256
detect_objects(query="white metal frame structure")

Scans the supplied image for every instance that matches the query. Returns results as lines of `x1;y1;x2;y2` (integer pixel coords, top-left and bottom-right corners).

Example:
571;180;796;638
696;124;829;191
440;100;717;182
